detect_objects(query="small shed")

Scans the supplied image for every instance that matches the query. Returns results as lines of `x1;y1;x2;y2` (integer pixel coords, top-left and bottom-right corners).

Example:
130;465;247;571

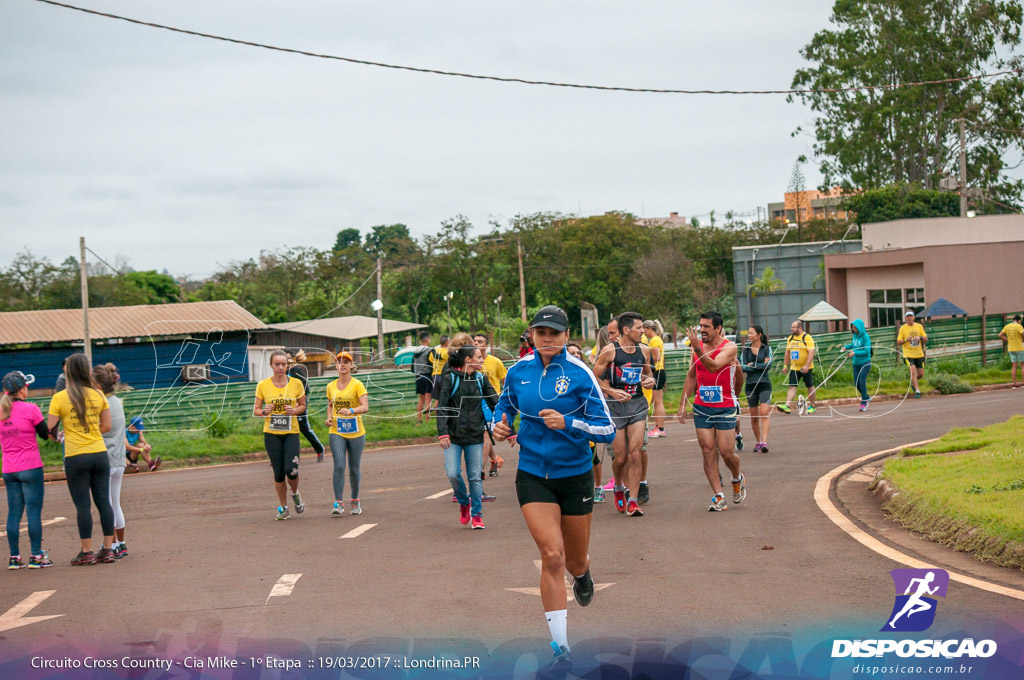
799;300;849;333
0;301;266;393
262;315;428;363
918;298;968;320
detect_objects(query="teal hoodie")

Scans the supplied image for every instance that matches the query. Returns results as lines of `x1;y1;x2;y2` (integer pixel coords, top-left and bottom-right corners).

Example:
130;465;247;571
844;319;872;363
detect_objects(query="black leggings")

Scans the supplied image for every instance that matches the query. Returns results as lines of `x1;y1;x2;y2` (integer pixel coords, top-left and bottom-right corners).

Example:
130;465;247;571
64;452;114;540
265;433;300;483
296;414;325;454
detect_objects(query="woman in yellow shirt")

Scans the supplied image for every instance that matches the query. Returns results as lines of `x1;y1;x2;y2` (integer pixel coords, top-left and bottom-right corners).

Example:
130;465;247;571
325;351;369;515
46;353;115;566
254;350;307;520
641;320;667;437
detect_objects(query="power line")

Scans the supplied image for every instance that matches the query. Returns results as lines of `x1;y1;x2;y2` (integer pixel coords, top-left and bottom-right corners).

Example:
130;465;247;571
85;246;126;276
33;0;1024;96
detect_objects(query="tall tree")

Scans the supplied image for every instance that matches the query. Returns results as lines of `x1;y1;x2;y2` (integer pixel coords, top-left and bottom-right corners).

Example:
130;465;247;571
791;0;1024;210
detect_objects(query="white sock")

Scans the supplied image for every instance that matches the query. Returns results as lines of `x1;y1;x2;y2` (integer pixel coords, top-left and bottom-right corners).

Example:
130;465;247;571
545;609;568;651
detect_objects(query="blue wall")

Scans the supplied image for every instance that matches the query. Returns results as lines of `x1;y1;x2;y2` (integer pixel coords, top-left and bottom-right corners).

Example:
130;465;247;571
1;333;252;391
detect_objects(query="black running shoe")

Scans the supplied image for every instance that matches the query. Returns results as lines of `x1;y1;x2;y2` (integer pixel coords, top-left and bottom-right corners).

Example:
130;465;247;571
96;548;117;563
637;483;650;505
572;569;594;607
71;551;97;566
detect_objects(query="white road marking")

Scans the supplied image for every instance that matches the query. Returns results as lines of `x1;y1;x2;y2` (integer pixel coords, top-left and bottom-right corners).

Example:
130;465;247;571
504;560;615;600
266;574;302;604
426;489;453;500
0;517;66;538
815;441;1024;602
340;523;377;539
0;590;63;633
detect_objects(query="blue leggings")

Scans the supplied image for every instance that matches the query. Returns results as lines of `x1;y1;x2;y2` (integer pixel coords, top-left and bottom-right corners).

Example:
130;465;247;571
853;362;872;402
4;467;45;556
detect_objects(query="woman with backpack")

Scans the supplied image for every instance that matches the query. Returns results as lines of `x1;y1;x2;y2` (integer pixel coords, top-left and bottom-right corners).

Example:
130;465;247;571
436;344;503;530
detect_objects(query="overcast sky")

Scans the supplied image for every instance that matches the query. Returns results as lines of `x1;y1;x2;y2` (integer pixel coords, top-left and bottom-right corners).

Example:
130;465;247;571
2;1;836;279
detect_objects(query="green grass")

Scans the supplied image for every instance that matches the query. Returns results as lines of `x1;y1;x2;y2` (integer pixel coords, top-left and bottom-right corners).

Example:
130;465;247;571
880;416;1024;568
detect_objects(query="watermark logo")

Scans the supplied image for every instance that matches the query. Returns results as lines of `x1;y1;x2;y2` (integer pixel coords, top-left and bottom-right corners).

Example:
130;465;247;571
881;568;949;633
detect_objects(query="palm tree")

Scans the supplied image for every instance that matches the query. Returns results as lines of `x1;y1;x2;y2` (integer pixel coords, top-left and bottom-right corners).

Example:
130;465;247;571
747;266;786;297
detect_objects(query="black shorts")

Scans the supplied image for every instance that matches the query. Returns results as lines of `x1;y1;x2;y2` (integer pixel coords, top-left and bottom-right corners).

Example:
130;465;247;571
415;375;433;395
653;369;667;391
431;375;443;399
746;384;772;408
265;433;300;483
905;357;925;369
516;469;594;516
787;369;815;388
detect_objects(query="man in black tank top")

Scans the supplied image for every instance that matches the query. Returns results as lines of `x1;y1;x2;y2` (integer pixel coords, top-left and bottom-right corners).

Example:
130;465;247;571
592;312;655;517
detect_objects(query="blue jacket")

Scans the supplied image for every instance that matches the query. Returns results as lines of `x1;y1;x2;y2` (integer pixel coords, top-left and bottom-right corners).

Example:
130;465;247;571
493;348;615;479
843;319;872;363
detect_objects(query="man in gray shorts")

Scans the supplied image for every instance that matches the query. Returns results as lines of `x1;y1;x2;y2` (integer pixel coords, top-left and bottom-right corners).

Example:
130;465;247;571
593;312;655;517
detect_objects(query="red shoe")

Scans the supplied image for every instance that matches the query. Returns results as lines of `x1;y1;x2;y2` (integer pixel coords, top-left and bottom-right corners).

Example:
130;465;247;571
471;516;485;530
459;504;471;525
613;490;626;513
149;457;162;472
71;551;97;566
627;500;644;517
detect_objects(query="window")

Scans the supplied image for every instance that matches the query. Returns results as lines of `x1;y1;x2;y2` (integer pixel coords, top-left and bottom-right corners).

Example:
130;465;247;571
905;288;925;315
868;289;905;327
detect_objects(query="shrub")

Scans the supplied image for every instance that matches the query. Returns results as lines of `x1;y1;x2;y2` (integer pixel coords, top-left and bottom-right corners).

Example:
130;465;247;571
196;411;239;438
929;373;973;395
932;356;982;376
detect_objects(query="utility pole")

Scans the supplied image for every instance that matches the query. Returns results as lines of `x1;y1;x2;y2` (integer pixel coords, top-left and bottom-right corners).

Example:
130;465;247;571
517;238;527;322
376;257;384;362
959;118;968;218
79;236;92;365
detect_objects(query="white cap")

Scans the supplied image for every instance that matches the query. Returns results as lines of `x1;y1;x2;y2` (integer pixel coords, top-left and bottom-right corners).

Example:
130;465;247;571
905;311;915;317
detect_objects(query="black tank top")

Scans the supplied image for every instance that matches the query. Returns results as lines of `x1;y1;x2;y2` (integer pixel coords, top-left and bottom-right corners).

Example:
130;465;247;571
607;341;647;400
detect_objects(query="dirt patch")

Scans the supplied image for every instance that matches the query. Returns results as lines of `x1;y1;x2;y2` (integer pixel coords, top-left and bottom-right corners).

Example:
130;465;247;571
872;475;1024;571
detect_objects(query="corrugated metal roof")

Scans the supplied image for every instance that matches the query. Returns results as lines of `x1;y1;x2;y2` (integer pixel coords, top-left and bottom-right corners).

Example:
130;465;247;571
268;315;427;341
799;300;848;322
0;301;267;346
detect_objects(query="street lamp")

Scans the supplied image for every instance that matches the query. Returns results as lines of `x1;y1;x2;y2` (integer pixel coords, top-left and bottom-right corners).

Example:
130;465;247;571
494;294;503;347
443;291;453;332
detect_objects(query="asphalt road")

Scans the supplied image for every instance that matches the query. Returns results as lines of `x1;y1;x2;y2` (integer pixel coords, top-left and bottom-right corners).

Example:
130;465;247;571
1;389;1022;662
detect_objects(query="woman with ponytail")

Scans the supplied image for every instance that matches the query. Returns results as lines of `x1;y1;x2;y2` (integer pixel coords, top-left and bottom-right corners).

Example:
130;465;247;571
1;371;53;569
47;353;116;565
93;363;128;558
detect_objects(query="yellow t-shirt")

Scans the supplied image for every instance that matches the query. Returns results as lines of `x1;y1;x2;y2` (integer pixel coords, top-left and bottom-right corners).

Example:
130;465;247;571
48;388;109;457
786;333;816;371
1001;323;1024;353
326;378;367;438
481;354;507;394
897;323;927;359
255;377;305;435
429;346;449;376
641;335;665;371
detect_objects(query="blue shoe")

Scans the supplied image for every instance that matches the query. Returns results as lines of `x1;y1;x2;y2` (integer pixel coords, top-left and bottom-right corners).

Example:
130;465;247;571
548;641;573;674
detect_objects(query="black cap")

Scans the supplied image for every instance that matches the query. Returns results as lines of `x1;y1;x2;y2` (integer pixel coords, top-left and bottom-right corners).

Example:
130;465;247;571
2;371;34;394
530;305;569;332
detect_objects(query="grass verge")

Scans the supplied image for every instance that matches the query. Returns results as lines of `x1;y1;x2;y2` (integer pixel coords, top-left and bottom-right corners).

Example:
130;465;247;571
876;415;1024;570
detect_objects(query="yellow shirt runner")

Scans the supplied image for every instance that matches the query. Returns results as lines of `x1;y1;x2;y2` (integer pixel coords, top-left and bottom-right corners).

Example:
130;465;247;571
255;377;305;435
326;377;368;438
48;388;109;456
897;322;927;359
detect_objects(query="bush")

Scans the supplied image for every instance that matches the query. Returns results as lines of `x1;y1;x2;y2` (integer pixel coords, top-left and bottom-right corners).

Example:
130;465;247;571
932;356;982;376
929;373;974;395
195;411;239;438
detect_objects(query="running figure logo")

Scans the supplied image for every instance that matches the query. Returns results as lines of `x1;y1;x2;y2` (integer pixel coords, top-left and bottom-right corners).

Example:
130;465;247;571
881;568;949;632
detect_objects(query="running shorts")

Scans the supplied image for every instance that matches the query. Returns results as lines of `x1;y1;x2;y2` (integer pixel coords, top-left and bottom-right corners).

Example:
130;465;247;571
265;433;300;483
787;369;815;388
905;357;925;369
515;468;594;516
415;375;433;395
1010;351;1024;364
653;369;667;391
692;404;739;431
746;384;772;408
607;397;648;429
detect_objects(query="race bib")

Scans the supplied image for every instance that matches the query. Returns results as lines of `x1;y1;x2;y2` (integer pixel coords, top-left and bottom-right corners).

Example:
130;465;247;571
620;365;642;385
336;417;358;434
699;385;723;404
790;350;800;360
269;415;290;432
910;336;920;347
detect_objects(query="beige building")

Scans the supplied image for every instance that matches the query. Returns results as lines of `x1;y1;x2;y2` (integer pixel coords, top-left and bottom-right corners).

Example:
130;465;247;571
824;214;1024;328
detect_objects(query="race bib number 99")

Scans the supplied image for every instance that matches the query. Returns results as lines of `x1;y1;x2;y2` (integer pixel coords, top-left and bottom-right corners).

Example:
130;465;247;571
699;385;723;404
336;417;358;434
269;415;290;432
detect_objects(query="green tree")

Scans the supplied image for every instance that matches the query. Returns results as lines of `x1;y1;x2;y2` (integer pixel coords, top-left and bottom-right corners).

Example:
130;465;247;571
123;271;182;303
333;228;361;251
844;184;960;223
747;266;786;297
791;0;1024;209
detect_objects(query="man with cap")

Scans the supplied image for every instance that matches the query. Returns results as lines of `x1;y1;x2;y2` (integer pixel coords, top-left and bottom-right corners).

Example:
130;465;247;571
493;305;615;672
125;416;160;472
897;310;928;398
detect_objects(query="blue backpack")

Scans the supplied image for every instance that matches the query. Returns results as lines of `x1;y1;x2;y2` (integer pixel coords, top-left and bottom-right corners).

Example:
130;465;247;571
449;373;495;425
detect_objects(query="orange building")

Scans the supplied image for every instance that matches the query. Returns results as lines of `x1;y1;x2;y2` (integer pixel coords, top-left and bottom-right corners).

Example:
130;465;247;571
768;188;851;223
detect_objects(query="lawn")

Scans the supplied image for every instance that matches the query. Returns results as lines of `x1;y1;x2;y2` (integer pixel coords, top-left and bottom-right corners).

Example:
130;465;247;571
879;415;1024;569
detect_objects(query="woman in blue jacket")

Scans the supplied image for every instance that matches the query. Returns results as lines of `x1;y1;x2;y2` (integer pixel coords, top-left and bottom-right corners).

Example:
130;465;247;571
493;306;615;672
844;319;873;411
